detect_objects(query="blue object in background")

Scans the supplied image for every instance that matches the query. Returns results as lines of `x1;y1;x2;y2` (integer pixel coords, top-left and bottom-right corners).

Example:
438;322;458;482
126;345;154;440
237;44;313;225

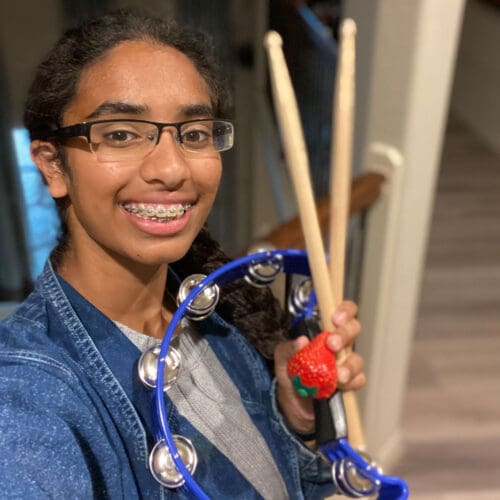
12;128;59;281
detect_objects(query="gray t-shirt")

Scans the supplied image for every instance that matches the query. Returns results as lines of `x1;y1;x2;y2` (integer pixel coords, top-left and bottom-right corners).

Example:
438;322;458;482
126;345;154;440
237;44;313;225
116;320;288;499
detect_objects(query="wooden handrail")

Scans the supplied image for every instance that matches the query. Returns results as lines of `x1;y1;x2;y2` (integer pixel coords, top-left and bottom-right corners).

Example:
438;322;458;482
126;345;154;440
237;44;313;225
254;171;385;249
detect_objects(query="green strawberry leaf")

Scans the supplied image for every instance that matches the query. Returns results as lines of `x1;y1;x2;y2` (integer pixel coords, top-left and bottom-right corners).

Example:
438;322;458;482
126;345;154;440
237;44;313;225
291;375;318;397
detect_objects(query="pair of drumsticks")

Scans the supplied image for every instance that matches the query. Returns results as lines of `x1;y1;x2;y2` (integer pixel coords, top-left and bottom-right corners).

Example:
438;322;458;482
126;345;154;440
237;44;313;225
264;20;365;450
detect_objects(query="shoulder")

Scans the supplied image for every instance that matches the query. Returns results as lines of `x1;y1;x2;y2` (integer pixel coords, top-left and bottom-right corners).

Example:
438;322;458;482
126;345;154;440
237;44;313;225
0;318;78;390
0;347;80;396
0;287;75;377
0;289;50;346
0;322;104;438
0;349;98;434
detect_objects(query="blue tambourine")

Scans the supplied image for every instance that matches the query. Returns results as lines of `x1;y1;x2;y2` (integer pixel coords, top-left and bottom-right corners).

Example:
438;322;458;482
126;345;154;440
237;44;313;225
138;248;409;499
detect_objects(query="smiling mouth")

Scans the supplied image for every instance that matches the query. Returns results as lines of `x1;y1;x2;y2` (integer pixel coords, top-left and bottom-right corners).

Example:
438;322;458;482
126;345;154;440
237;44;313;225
123;202;192;222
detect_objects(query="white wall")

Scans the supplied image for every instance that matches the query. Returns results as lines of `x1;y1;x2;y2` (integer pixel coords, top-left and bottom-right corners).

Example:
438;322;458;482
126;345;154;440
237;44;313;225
344;0;466;463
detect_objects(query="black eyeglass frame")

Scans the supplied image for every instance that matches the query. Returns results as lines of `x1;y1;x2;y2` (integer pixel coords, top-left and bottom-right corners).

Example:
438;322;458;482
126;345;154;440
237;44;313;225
35;117;234;152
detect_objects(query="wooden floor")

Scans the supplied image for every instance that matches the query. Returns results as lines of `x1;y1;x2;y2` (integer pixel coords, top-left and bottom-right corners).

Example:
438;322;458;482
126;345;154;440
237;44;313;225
392;116;500;499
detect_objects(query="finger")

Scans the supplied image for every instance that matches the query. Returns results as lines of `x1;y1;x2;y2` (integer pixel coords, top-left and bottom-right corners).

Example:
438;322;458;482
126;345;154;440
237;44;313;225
293;335;310;352
338;371;367;391
326;318;361;352
332;300;358;326
336;352;365;385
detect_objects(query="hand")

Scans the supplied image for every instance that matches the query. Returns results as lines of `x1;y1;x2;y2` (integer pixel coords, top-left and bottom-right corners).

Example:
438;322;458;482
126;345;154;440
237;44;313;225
274;301;365;435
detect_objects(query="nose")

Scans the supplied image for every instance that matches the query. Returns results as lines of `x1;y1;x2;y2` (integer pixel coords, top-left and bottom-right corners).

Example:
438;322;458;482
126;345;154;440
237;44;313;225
139;129;190;189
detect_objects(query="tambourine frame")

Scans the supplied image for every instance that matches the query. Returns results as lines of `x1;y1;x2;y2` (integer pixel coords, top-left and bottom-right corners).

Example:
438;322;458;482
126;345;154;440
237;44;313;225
150;249;408;499
153;249;309;497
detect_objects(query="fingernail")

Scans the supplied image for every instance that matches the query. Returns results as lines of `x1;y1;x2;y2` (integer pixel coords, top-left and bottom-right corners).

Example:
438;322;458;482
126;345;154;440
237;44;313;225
333;310;347;325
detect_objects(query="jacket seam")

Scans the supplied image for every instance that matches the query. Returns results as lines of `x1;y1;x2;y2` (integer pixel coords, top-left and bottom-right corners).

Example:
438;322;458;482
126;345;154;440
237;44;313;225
0;349;79;382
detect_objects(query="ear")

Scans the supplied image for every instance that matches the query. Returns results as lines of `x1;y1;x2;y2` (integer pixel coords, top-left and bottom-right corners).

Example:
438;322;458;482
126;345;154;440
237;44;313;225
31;141;69;198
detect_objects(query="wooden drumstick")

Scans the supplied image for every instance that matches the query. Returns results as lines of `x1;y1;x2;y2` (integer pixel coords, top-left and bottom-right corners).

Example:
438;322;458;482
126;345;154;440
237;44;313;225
264;27;365;448
328;19;366;449
329;18;355;309
264;30;335;330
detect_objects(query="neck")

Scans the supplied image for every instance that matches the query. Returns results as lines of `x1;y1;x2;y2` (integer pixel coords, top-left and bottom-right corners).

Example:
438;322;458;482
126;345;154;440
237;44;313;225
57;245;174;339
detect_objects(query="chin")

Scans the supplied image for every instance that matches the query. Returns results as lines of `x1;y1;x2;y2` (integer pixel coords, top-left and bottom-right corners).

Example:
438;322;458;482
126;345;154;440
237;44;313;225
133;243;193;267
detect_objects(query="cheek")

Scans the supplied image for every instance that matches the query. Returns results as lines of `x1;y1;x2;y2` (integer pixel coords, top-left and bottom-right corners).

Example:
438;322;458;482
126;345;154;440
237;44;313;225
196;159;222;194
65;153;128;198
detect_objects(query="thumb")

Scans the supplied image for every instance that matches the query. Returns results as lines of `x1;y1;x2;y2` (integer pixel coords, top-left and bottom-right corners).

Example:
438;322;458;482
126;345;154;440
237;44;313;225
292;335;310;352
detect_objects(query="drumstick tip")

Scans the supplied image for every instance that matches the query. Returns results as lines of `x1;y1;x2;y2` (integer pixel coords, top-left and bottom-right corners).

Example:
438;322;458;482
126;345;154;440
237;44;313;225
340;18;357;37
264;30;283;49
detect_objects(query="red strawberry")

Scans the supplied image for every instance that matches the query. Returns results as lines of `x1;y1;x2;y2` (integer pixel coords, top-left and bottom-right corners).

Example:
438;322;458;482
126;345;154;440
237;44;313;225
287;331;337;399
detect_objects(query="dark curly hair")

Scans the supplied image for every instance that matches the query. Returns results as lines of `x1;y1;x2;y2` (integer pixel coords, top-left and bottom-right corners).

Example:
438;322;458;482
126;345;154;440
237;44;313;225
24;9;288;359
24;9;231;137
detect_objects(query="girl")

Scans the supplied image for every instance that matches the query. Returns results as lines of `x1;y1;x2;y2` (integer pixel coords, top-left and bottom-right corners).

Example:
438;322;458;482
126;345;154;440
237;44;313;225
0;9;364;499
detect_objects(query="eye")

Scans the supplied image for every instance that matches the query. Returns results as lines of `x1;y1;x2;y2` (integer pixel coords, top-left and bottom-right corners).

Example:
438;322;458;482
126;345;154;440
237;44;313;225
106;130;138;143
180;124;212;149
92;121;155;149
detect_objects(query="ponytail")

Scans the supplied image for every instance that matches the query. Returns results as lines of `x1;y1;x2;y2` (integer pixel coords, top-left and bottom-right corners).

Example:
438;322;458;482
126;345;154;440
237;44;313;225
172;228;289;359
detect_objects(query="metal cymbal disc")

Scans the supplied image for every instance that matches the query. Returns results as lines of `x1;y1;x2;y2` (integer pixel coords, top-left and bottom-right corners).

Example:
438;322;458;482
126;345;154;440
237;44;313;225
288;277;313;315
244;254;284;287
138;345;181;391
331;457;379;497
177;274;220;320
149;436;198;488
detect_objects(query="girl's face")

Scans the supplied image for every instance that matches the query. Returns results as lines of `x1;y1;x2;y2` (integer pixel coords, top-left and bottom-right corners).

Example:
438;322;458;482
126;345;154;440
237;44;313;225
39;40;222;268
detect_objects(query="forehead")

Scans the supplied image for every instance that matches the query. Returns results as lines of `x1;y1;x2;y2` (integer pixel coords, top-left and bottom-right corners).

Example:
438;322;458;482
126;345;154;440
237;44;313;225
65;40;212;121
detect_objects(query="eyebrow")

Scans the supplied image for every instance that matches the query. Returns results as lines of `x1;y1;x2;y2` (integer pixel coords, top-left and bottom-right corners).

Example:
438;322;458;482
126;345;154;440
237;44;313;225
85;101;214;121
86;101;148;120
181;104;214;118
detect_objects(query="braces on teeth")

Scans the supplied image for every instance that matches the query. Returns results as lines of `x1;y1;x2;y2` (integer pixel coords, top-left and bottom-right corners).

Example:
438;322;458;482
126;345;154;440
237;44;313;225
124;203;192;221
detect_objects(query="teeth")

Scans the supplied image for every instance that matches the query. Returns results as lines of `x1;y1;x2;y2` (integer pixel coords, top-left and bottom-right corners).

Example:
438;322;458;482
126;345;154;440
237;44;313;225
123;203;191;221
155;206;167;218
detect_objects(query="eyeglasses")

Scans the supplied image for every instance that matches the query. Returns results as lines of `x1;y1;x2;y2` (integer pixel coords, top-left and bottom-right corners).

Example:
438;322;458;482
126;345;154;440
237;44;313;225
39;118;234;162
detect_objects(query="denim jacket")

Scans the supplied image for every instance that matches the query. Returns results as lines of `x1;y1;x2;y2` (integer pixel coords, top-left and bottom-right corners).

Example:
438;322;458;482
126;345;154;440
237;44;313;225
0;261;335;499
